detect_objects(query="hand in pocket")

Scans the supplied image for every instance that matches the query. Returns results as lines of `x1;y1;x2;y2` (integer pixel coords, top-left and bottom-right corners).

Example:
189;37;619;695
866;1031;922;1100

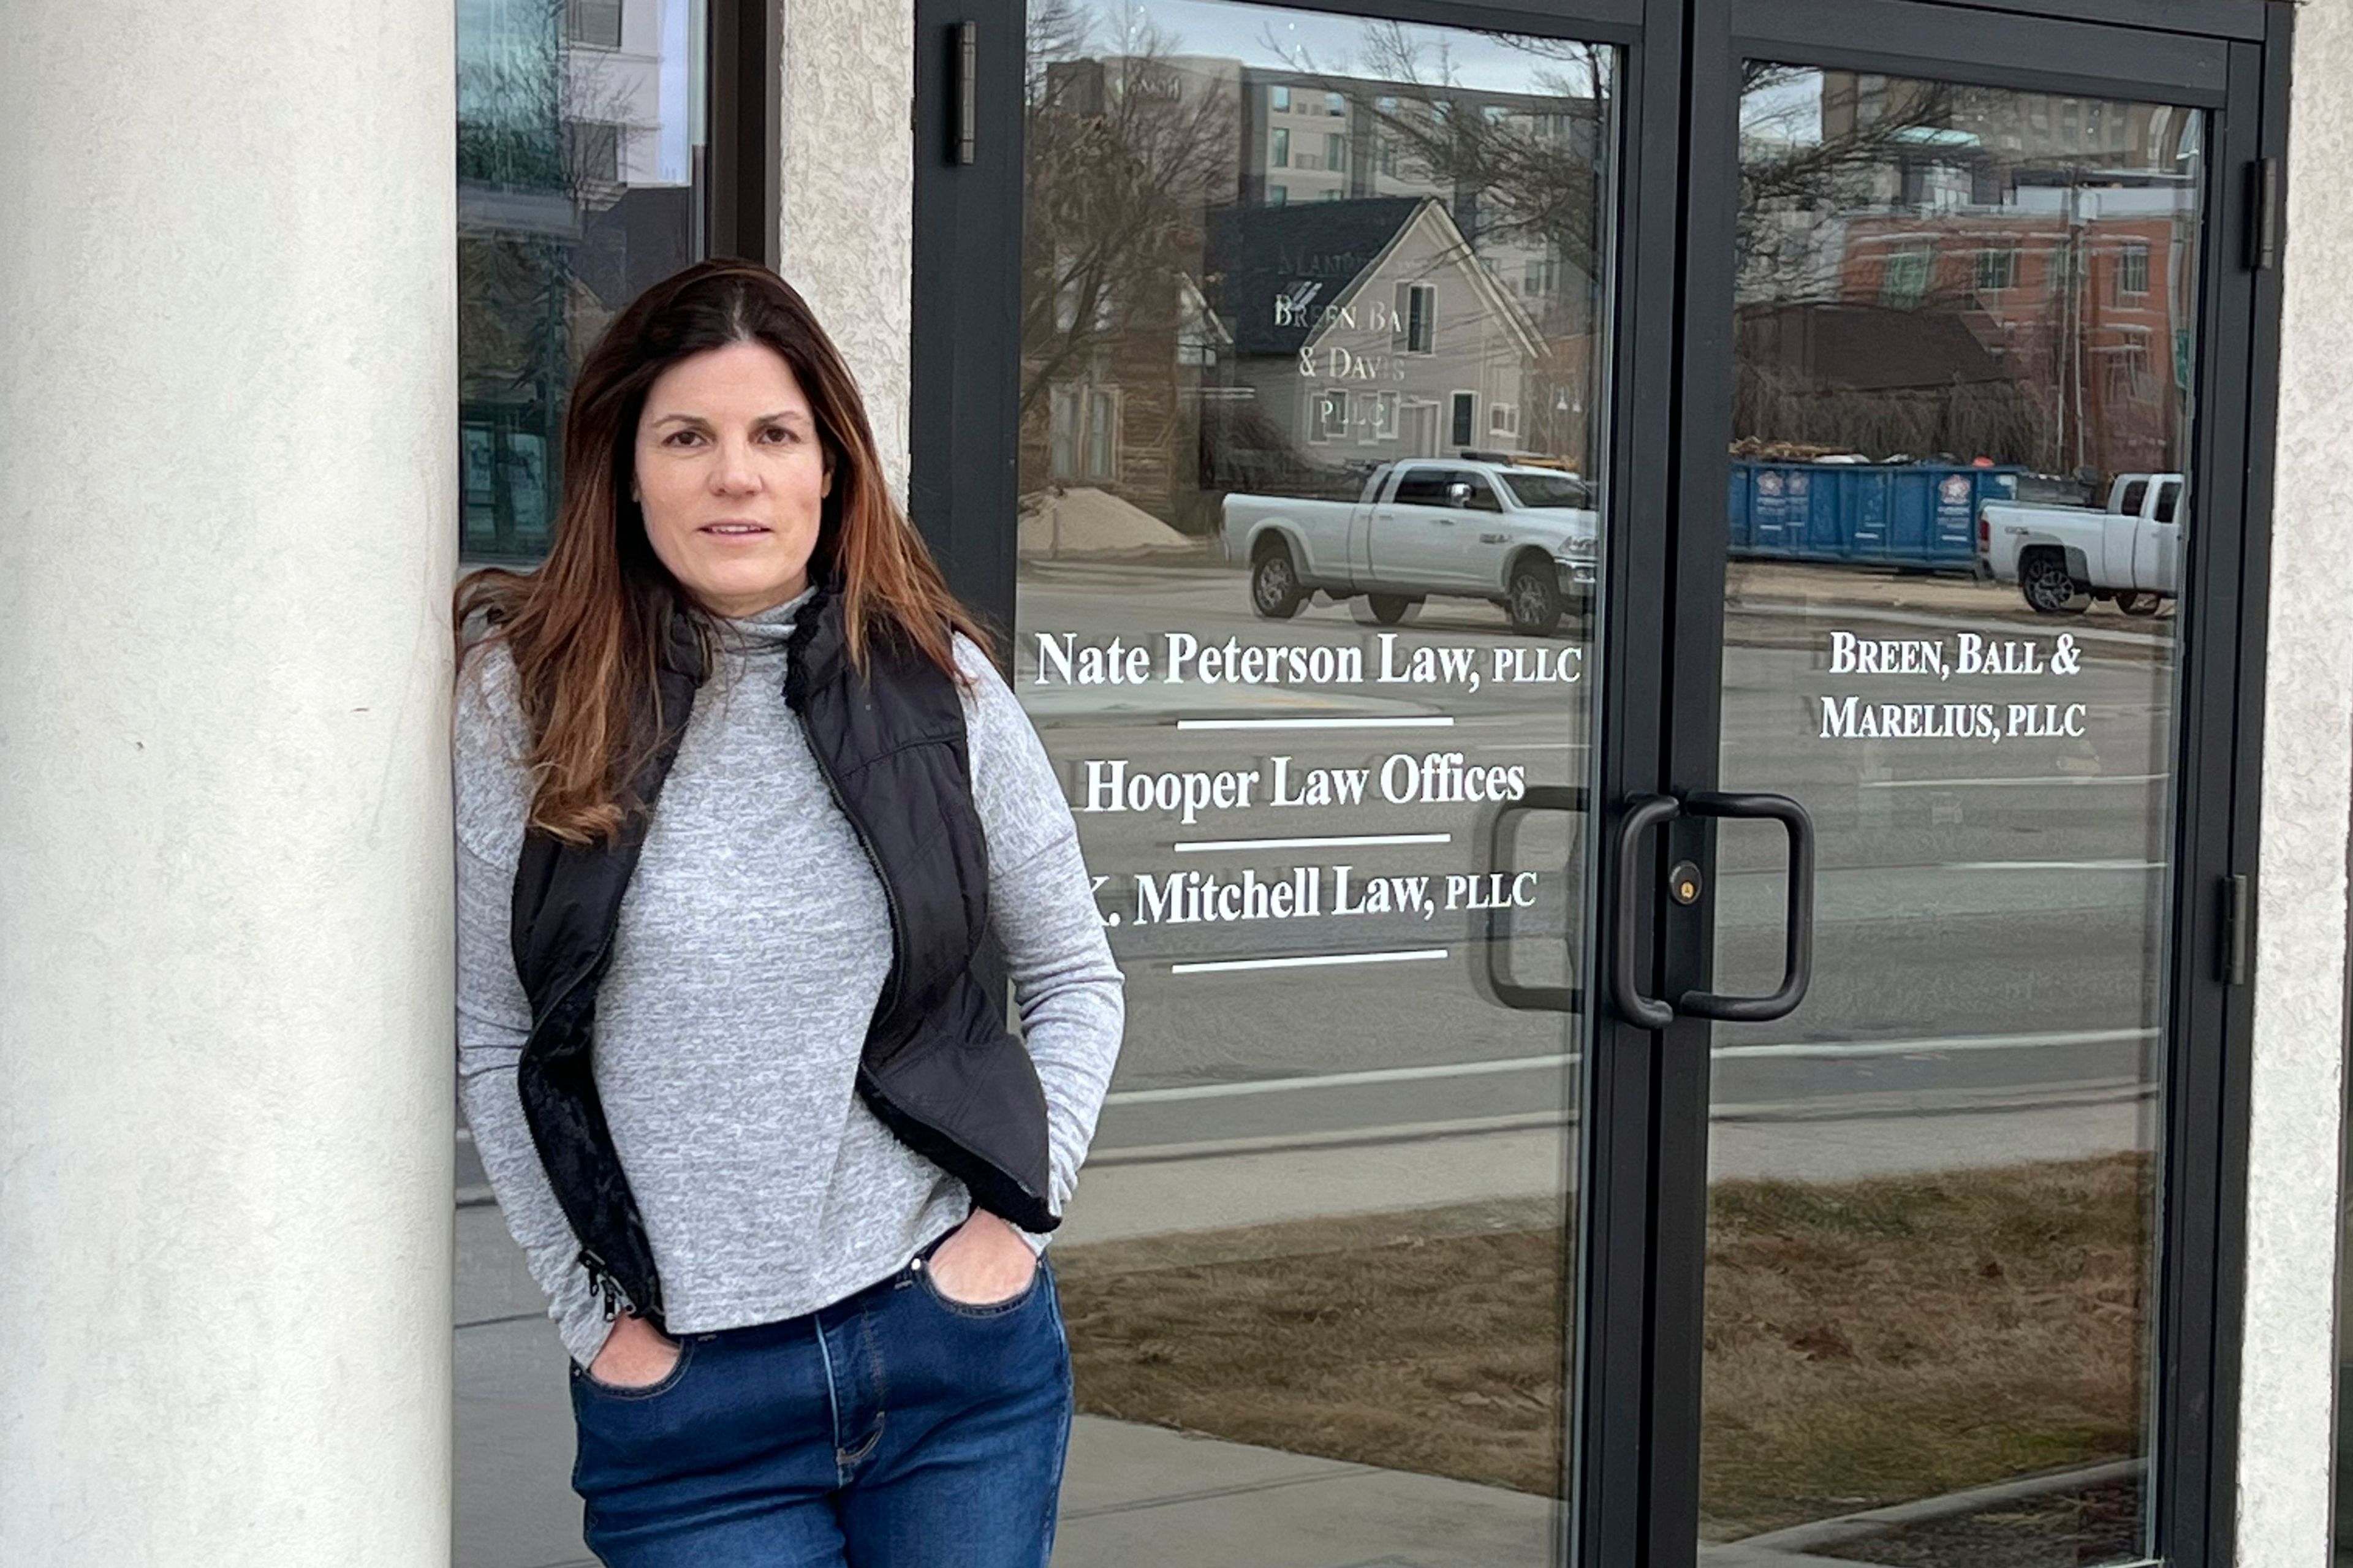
926;1210;1039;1306
587;1314;683;1389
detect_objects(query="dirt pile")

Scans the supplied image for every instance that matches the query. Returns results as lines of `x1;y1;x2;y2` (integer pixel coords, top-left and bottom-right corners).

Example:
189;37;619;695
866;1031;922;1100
1018;487;1195;558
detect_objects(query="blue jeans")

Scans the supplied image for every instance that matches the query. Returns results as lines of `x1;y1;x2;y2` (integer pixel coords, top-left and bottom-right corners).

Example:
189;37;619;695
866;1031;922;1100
568;1244;1074;1567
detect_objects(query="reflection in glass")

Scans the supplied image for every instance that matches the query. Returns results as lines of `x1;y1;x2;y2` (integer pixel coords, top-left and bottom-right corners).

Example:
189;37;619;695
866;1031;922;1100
452;6;713;1565
1016;2;1613;1561
1702;67;2200;1564
457;0;709;562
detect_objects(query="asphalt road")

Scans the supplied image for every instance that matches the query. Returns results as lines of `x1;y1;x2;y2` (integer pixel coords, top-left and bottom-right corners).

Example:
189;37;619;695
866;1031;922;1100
1011;554;2177;1181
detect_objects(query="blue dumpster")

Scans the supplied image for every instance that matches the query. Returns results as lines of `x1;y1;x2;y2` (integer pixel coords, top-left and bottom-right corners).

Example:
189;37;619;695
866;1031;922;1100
1729;460;2023;570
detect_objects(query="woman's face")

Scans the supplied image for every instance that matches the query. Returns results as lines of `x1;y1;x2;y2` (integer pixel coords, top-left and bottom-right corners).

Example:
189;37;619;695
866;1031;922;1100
631;341;833;618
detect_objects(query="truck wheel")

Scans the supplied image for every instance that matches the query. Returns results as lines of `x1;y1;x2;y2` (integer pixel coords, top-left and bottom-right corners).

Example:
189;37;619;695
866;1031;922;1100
2018;550;2086;616
1250;542;1306;619
1368;594;1420;626
2115;591;2161;617
1506;559;1564;637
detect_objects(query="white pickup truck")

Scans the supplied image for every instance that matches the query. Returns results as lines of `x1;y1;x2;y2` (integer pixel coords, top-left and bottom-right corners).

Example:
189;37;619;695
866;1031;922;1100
1220;457;1600;636
1977;472;2186;616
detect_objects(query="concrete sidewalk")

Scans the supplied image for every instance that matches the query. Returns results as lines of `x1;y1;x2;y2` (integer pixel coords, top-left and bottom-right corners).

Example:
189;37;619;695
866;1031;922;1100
457;1081;2148;1566
460;1190;1561;1567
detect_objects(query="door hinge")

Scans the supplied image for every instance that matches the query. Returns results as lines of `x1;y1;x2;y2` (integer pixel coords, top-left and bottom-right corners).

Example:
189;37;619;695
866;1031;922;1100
2247;158;2279;271
2221;873;2251;985
952;21;979;165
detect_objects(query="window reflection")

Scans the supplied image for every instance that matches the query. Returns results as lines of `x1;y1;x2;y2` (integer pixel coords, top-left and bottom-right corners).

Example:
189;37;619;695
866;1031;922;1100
1702;67;2202;1564
457;0;708;563
453;7;713;1566
1018;2;1615;1561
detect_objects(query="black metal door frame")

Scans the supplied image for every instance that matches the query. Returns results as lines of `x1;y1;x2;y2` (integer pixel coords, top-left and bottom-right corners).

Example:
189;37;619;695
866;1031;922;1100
906;1;2290;1562
1639;4;2286;1566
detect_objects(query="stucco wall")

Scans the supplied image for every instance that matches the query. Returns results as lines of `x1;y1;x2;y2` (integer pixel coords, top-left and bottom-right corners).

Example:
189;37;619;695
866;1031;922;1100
2238;4;2353;1562
778;0;917;501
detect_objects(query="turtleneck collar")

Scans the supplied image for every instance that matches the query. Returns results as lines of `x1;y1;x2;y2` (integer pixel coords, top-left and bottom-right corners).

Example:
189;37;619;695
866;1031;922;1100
713;583;818;657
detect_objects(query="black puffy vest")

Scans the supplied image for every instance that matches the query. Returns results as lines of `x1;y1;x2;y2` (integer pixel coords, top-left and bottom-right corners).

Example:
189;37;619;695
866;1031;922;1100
507;585;1055;1330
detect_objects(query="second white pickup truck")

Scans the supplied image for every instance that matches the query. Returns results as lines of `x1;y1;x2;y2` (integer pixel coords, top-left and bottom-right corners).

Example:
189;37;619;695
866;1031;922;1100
1977;472;2187;616
1220;457;1600;636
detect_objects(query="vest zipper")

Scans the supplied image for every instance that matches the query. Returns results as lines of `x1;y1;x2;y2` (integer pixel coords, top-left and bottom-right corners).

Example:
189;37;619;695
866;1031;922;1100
577;1246;633;1320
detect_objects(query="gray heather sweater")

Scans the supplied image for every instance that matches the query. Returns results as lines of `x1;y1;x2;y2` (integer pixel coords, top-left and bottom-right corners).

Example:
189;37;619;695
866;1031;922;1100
454;591;1124;1368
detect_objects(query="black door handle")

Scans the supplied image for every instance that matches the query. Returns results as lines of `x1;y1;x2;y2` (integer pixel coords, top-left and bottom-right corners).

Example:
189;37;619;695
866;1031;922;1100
1476;784;1586;1013
1677;792;1814;1023
1609;791;1815;1028
1611;795;1683;1028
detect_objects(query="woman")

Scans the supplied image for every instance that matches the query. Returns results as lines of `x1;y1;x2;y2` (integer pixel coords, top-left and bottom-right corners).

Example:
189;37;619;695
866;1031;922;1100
453;258;1124;1567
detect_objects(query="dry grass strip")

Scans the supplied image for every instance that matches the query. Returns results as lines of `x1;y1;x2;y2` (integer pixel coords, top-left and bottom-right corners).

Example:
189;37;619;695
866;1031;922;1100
1052;1153;2150;1543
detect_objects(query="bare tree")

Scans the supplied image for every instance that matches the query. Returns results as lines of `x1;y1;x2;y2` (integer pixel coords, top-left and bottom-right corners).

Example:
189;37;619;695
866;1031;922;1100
1020;4;1239;418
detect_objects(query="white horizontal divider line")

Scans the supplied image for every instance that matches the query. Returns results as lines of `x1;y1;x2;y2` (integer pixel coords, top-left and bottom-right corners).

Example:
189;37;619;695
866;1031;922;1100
1102;1026;2156;1105
1175;716;1456;730
1174;832;1453;854
1169;948;1450;976
1862;772;2167;790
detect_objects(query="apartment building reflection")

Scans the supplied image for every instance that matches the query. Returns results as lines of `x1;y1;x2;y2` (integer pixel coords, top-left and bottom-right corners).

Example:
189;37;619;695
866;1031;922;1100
1734;69;2201;480
457;0;707;560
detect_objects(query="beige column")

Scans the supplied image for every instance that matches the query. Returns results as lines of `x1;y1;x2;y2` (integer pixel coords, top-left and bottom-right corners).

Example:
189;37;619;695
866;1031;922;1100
0;2;457;1563
778;0;918;497
2240;5;2353;1564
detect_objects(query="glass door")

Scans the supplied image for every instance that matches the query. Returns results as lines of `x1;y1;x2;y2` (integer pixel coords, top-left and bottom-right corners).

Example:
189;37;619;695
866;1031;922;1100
1001;1;1640;1561
929;3;2266;1562
1644;5;2257;1566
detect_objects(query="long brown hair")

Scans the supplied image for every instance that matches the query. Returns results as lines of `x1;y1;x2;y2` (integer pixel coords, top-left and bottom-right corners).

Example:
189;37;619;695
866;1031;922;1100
457;259;989;844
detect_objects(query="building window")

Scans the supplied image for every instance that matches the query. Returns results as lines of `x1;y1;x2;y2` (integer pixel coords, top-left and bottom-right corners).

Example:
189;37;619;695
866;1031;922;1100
458;0;713;564
1395;282;1436;354
1881;243;1933;308
1377;138;1397;176
1975;244;2020;294
1326;132;1345;170
568;0;623;49
2104;344;2153;405
566;120;623;187
1085;387;1120;480
1321;189;1343;202
1048;384;1122;482
1267;184;1287;206
1490;402;1520;439
1327;91;1346;116
1855;71;1888;127
1450;391;1476;447
1271;127;1289;167
2116;241;2151;298
1312;388;1349;444
1049;384;1082;479
1367;390;1400;442
1271;84;1291;113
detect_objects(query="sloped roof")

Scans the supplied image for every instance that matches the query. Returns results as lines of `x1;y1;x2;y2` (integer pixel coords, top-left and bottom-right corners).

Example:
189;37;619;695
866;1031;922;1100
1738;301;2007;391
1203;196;1431;358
